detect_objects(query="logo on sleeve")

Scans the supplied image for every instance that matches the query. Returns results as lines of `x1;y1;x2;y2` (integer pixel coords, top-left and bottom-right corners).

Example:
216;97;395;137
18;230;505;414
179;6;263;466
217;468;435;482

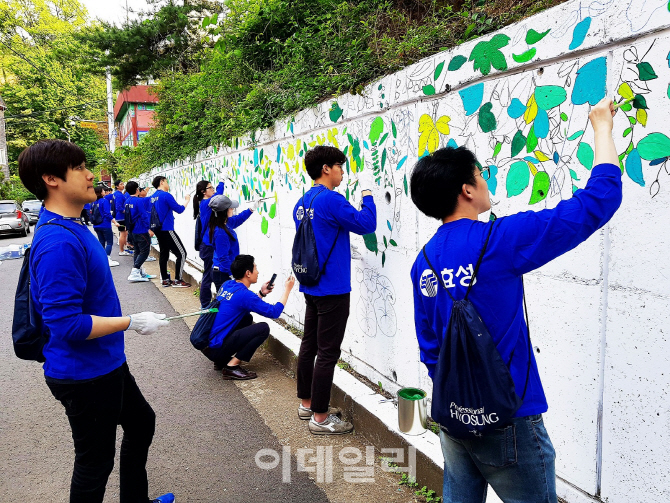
420;269;438;297
296;207;305;221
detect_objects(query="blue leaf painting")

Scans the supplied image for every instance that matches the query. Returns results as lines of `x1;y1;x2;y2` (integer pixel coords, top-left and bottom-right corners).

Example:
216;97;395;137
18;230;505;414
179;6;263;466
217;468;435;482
396;155;408;171
625;149;645;186
534;108;549;138
387;220;392;231
254;149;259;166
650;157;667;166
553;151;559;165
486;165;498;195
524;156;539;164
447;138;458;148
572;57;607;106
277;144;282;163
507;98;526;119
459;83;485;116
569;17;591;50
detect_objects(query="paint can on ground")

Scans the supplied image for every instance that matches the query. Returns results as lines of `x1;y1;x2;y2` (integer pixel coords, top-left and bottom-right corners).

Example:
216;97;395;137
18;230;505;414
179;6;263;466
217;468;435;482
397;387;427;435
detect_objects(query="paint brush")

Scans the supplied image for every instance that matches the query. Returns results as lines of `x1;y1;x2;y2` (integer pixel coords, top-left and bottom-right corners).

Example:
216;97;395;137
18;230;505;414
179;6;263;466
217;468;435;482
612;96;639;110
165;308;218;321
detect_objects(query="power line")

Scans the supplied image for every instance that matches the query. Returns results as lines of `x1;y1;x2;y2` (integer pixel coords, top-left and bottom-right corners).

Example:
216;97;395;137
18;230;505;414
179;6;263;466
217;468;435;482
4;100;107;119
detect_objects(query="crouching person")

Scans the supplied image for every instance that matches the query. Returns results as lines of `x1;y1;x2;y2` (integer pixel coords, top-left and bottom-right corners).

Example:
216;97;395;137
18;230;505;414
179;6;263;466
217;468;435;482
203;254;296;379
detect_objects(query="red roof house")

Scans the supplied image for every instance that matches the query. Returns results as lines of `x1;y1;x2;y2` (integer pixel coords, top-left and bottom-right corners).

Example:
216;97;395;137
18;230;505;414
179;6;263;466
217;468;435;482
114;86;159;147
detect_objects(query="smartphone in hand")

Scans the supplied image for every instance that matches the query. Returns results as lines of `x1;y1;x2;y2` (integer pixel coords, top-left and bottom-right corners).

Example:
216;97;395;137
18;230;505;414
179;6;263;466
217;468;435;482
268;273;277;288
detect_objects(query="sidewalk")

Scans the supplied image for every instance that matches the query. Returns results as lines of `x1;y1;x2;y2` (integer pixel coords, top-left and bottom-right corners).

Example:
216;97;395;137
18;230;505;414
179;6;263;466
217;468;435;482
137;254;425;502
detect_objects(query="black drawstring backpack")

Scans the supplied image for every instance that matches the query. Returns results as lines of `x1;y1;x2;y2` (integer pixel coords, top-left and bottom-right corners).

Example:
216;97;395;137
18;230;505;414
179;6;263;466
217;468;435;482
422;222;531;438
291;188;339;287
190;299;221;350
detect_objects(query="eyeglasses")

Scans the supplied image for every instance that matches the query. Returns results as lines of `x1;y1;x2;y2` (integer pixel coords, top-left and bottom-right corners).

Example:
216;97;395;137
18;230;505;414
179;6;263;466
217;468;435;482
479;166;491;181
206;185;214;190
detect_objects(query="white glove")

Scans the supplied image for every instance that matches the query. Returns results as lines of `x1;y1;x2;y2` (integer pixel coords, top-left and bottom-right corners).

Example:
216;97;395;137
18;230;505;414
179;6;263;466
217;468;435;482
358;166;376;193
127;312;169;335
250;199;262;211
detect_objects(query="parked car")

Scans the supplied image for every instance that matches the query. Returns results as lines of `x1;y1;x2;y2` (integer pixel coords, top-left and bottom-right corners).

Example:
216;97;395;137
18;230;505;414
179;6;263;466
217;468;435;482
22;199;42;225
0;200;31;237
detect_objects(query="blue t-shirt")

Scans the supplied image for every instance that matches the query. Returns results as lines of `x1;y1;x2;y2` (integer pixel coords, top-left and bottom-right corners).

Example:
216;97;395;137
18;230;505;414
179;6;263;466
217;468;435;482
411;163;623;417
92;197;113;229
151;189;185;232
292;186;377;296
209;280;284;348
113;190;126;222
212;209;253;273
32;210;126;380
199;182;225;247
104;193;114;216
127;196;151;234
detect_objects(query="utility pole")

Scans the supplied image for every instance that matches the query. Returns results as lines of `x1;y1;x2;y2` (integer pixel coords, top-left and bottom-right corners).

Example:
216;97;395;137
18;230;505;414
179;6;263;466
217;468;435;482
106;67;115;152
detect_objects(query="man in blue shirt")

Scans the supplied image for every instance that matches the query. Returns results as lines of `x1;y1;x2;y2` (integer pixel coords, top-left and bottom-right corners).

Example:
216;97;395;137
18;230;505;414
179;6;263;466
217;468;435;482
204;255;295;379
409;98;622;502
124;181;157;283
292;145;377;435
17;139;174;503
151;175;191;288
113;180;132;257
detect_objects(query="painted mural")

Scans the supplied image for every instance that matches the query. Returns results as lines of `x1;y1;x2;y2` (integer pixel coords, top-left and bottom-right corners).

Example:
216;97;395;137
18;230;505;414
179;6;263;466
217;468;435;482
140;1;670;501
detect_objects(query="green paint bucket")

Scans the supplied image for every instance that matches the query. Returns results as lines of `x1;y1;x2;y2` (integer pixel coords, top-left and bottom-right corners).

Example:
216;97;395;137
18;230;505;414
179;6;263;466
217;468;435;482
397;387;427;435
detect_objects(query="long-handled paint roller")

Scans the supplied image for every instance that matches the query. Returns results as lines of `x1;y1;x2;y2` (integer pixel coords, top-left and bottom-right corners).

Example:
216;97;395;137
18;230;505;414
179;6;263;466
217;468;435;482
165;308;218;321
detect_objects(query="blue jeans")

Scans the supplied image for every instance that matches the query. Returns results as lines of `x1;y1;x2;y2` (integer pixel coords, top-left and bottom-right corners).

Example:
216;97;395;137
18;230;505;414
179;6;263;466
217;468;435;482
440;414;556;503
132;233;150;269
95;227;114;256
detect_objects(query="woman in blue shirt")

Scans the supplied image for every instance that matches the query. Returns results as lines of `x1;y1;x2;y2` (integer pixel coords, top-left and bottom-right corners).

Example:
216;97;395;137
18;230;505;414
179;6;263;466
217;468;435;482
193;180;224;307
92;186;119;267
207;194;256;293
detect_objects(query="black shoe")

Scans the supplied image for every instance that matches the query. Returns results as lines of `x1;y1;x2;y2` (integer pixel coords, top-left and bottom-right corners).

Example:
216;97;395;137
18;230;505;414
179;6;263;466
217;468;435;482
162;279;173;287
222;366;257;380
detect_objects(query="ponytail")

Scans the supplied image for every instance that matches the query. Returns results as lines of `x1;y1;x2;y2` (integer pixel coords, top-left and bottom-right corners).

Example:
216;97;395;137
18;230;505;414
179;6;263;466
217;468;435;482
193;180;209;219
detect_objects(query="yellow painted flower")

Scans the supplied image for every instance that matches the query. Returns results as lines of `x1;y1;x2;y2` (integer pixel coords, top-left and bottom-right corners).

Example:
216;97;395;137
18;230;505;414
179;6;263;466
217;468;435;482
418;114;451;156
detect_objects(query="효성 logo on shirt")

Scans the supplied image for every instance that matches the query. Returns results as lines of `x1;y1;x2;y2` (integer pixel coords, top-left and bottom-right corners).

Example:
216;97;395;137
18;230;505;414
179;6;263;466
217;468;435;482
296;207;305;221
420;269;438;298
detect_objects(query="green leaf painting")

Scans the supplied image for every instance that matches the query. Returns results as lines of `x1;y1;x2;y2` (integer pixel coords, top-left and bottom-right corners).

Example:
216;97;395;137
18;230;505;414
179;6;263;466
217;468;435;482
269;202;277;219
511;130;526;157
363;233;379;253
478;102;497;132
577;142;594;170
637;133;670;160
534;86;567;110
526;125;538;152
512;48;536;63
261;216;269;235
469;34;511;76
422;85;436;96
529;172;550;204
329;102;343;123
526;28;550;44
448;55;468;71
637;62;658;81
507;161;530;197
434;61;445;81
369;117;384;143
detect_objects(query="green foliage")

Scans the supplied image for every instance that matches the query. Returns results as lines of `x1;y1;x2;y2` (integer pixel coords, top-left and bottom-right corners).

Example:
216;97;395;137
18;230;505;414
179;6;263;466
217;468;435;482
399;473;418;488
415;486;441;502
0;175;36;204
98;0;567;173
0;0;107;176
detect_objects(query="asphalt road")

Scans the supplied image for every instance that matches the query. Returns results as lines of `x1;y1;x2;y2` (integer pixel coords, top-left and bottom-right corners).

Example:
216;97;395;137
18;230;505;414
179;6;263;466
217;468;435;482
0;225;328;502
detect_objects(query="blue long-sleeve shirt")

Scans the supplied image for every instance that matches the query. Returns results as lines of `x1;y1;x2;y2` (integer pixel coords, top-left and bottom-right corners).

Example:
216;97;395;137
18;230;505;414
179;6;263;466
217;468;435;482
199;182;225;247
127;196;151;234
32;210;126;380
151;189;185;231
292;185;377;296
411;163;623;417
209;280;284;348
212;209;253;273
92;197;113;229
113;190;126;222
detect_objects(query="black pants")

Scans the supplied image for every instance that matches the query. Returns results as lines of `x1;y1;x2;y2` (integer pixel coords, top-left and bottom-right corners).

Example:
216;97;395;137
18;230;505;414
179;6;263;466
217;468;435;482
297;293;350;413
203;314;269;366
155;230;186;281
199;244;214;308
46;363;155;503
213;268;232;294
132;232;151;270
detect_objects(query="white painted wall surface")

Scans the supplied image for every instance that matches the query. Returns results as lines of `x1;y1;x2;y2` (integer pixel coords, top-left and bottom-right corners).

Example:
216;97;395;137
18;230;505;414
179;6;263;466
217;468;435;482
139;0;670;500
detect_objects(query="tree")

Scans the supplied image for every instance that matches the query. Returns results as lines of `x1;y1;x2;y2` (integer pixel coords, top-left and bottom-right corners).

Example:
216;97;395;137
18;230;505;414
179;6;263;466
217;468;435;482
0;0;108;176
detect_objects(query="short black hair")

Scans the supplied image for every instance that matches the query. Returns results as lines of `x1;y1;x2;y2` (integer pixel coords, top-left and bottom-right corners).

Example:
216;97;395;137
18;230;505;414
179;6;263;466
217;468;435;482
152;175;166;189
231;254;255;280
114;179;124;188
410;146;479;220
94;186;104;199
304;145;346;180
18;139;86;201
126;181;139;195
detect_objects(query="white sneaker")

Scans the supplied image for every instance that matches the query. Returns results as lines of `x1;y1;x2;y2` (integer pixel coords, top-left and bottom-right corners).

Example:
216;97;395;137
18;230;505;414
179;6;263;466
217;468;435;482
308;414;353;435
145;256;156;262
140;267;157;279
119;250;133;256
108;256;119;267
128;268;149;282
